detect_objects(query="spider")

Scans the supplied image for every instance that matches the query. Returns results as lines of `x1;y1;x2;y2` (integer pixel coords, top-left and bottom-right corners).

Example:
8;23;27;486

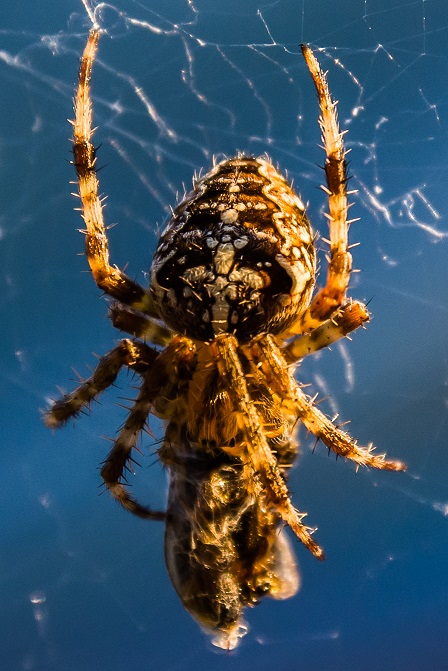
45;27;406;650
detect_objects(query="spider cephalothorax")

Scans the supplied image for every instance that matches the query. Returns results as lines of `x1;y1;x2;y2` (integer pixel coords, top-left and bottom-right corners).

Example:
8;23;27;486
45;28;405;650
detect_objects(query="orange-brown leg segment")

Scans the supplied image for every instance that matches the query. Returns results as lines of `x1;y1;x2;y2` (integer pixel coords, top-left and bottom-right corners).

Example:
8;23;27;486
100;336;197;519
260;334;407;472
73;28;158;316
109;302;173;345
99;360;167;521
289;45;355;336
212;334;325;560
282;300;369;365
44;339;158;427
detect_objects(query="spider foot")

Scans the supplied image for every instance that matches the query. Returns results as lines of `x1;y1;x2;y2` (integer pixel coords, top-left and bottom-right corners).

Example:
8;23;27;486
100;451;165;520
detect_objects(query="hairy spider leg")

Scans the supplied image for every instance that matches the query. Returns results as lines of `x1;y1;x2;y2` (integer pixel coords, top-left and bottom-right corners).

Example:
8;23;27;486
260;334;407;472
284;45;354;340
101;335;197;519
212;334;325;560
281;300;369;364
109;302;173;345
73;28;169;345
44;339;158;427
100;356;167;520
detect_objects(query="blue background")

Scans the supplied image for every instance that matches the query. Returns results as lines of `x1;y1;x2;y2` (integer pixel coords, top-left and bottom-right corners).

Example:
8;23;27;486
1;0;448;669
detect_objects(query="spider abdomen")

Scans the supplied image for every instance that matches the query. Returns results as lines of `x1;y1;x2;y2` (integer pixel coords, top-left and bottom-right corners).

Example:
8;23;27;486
150;156;316;342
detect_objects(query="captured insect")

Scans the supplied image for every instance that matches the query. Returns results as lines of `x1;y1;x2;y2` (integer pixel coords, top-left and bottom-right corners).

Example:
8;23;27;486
45;26;406;650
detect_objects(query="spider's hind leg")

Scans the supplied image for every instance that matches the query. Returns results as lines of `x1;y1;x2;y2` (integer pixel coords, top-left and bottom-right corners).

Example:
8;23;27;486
99;353;168;520
44;338;166;520
73;28;156;315
286;46;355;339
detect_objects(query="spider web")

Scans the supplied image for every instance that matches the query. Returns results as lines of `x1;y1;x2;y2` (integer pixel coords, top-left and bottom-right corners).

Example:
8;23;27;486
1;0;448;669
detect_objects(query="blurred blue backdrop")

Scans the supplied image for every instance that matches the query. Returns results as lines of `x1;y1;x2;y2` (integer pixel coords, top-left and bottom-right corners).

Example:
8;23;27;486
1;0;448;669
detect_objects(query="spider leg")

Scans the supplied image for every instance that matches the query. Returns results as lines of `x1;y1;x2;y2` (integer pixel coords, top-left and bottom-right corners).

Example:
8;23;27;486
101;336;196;519
281;300;369;365
212;334;325;560
109;302;174;345
44;339;158;427
100;363;166;520
287;45;354;337
73;29;159;319
259;334;407;472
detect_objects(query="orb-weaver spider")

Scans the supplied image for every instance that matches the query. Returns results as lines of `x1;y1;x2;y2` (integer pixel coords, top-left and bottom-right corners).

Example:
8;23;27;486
45;28;405;649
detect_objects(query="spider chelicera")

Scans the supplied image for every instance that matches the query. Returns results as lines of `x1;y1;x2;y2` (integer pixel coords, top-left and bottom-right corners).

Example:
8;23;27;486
45;27;406;649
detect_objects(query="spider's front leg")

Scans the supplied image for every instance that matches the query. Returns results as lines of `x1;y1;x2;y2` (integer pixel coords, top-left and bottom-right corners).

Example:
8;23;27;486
212;334;325;560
